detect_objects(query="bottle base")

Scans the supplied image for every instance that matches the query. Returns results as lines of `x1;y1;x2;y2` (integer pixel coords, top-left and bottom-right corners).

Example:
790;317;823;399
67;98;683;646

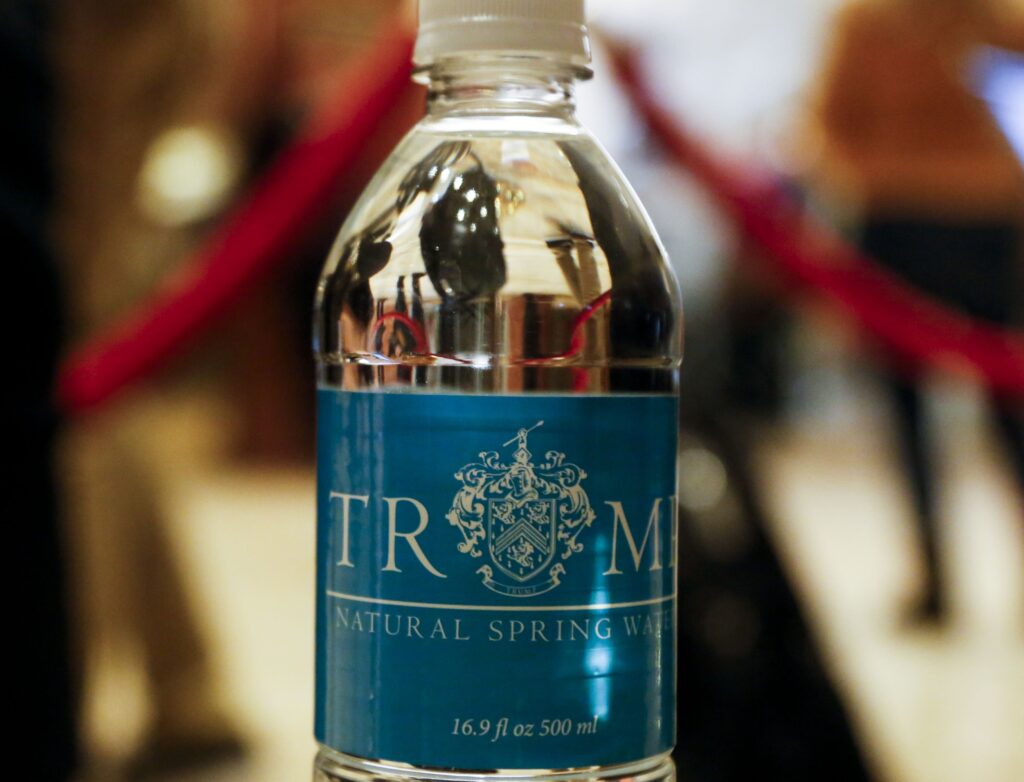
314;748;675;782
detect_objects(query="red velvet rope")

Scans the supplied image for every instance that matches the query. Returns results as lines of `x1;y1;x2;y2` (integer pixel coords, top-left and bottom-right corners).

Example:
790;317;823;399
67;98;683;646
608;42;1024;398
370;289;612;376
512;290;613;366
56;26;417;415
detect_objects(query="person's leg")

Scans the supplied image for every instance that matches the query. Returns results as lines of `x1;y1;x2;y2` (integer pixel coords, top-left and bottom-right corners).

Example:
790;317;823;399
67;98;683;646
965;225;1024;501
862;220;947;623
5;1;78;776
990;396;1024;502
885;373;945;622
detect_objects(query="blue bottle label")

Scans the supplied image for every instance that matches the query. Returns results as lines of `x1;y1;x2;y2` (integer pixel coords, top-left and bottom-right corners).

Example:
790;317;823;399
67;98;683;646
316;389;678;770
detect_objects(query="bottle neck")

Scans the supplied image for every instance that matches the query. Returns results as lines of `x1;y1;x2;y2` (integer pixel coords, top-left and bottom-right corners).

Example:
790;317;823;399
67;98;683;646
418;56;588;123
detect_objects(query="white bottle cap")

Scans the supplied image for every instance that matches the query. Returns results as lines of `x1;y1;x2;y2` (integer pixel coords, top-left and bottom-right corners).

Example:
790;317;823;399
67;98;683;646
414;0;591;68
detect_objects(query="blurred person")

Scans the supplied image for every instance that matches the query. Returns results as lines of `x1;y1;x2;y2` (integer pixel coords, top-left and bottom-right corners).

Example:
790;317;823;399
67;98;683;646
810;0;1024;625
55;0;287;773
603;129;871;778
675;419;872;781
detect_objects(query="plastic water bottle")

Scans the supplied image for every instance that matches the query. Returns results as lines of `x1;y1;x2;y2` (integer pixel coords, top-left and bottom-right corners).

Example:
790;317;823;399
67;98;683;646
313;2;682;781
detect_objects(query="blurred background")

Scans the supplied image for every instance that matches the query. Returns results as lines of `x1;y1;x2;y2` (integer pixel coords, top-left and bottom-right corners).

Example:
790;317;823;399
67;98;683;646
11;0;1024;780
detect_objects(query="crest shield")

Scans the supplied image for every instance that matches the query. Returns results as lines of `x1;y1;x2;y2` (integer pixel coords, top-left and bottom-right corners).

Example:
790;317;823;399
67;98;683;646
447;421;596;597
487;497;557;581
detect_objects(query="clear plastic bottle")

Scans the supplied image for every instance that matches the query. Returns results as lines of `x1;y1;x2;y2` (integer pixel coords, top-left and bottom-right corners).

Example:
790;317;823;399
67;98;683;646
313;3;682;782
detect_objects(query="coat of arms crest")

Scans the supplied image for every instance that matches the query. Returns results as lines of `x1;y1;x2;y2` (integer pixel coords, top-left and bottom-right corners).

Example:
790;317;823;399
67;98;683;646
447;421;596;597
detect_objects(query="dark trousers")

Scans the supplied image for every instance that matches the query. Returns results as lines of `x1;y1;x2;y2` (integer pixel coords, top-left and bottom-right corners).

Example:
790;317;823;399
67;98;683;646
861;219;1024;616
3;1;78;776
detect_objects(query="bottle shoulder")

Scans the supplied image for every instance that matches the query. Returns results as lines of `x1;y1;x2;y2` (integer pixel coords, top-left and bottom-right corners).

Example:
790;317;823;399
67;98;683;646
322;123;673;281
314;122;682;380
